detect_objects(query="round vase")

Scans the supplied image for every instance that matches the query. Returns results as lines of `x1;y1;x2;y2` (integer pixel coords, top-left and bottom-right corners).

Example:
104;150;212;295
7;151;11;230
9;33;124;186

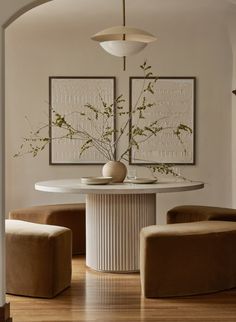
102;161;127;183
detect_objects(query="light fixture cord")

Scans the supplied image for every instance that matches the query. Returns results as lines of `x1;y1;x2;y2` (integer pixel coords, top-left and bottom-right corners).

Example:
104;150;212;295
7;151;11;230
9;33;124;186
123;0;126;71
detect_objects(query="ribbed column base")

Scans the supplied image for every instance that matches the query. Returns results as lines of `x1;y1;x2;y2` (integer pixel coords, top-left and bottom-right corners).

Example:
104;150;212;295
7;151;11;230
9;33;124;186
86;194;156;272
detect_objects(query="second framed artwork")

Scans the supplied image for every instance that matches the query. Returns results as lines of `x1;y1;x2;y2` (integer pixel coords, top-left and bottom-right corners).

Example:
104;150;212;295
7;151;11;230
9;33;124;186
129;77;196;165
49;77;116;165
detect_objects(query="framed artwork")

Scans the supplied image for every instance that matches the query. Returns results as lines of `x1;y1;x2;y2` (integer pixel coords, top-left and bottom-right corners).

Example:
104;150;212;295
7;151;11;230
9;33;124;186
49;77;116;165
129;77;196;165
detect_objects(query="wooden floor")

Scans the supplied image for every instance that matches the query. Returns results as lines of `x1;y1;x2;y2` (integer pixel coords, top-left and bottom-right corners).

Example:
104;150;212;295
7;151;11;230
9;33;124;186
7;256;236;322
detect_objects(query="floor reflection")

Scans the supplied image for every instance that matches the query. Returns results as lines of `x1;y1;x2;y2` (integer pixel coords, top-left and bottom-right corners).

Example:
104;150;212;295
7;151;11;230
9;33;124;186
85;268;141;303
7;256;236;322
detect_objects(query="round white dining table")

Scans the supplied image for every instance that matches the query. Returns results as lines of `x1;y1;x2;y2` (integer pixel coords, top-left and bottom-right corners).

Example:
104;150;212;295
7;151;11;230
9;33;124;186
35;179;204;273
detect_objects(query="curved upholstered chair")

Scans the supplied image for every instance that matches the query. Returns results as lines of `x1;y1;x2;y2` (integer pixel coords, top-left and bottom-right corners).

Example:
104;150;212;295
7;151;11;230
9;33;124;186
167;205;236;224
140;221;236;298
140;204;236;298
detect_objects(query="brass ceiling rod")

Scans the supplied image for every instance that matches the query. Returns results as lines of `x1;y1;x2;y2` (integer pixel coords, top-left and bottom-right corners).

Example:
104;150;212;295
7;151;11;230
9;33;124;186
123;0;126;71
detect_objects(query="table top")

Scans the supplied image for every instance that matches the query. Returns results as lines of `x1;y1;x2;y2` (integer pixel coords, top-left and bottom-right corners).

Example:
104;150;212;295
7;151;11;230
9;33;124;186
35;179;204;195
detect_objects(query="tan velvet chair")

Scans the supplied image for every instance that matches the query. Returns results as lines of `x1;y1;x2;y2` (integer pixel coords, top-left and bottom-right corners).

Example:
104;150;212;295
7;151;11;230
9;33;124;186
140;221;236;298
6;219;72;298
9;203;86;255
167;205;236;224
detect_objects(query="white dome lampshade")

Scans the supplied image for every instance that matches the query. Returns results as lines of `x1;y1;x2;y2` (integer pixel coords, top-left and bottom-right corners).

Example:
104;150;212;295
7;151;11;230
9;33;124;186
91;26;156;57
100;40;147;57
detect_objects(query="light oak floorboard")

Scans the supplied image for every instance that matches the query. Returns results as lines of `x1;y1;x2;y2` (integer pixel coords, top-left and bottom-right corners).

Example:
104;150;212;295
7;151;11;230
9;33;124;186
7;256;236;322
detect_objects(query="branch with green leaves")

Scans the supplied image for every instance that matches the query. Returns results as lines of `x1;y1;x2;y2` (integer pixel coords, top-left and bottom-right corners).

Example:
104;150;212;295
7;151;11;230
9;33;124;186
15;61;193;181
146;163;188;181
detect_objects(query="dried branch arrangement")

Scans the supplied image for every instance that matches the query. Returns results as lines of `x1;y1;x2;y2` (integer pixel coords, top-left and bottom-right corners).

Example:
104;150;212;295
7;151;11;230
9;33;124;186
15;62;192;179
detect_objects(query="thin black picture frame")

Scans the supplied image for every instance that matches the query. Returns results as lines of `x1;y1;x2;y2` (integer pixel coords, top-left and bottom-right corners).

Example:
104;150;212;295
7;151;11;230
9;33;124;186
129;76;196;165
49;76;116;165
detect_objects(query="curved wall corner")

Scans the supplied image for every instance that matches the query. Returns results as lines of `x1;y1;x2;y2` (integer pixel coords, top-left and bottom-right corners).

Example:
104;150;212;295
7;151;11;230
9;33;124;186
0;0;52;307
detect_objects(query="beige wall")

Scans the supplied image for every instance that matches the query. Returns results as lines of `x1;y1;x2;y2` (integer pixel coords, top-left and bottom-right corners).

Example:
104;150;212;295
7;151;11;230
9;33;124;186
233;58;236;207
5;0;233;225
0;28;5;307
228;3;236;207
0;0;52;307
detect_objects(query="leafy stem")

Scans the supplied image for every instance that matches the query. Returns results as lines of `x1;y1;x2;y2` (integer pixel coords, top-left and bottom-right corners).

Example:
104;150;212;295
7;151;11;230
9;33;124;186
15;61;193;181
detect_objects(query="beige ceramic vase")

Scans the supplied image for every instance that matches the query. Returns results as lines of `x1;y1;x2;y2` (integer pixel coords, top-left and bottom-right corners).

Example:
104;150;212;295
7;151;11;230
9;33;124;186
102;161;127;183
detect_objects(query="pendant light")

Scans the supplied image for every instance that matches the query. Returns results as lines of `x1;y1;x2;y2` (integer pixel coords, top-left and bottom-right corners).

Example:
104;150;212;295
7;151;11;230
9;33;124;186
91;0;156;70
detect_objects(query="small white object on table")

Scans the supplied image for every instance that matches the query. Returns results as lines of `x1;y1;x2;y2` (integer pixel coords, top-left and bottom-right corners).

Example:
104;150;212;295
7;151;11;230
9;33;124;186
35;179;204;273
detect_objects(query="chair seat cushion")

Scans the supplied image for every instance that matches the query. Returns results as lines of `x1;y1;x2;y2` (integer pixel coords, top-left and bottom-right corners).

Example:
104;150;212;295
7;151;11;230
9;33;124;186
167;205;236;224
6;218;69;237
140;221;236;297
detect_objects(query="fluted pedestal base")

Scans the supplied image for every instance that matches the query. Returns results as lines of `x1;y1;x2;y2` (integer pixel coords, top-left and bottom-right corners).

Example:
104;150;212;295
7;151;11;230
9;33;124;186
86;194;156;272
